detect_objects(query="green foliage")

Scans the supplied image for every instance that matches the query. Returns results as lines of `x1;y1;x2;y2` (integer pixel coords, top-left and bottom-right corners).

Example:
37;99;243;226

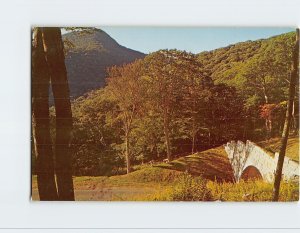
197;39;262;81
71;89;124;176
198;32;297;137
131;113;165;162
143;51;204;143
64;32;297;175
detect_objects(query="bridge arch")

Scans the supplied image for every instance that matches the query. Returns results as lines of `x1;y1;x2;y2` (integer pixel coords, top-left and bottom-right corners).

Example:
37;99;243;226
240;165;263;181
224;140;299;183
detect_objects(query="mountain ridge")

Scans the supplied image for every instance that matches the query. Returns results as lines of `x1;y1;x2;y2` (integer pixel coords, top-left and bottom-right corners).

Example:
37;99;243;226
196;31;295;83
63;29;294;100
62;29;145;99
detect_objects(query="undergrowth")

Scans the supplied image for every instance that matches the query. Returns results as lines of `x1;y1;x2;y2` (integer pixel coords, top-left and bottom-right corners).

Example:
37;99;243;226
135;172;213;201
207;179;299;201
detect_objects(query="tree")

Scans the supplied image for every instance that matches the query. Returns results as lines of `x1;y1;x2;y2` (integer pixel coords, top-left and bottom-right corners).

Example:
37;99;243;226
211;33;296;140
32;27;76;201
273;29;299;201
206;84;244;145
242;34;295;137
241;57;282;136
32;28;58;200
41;27;75;200
259;103;286;136
143;50;191;160
71;89;123;176
131;112;165;162
181;68;213;154
106;60;146;173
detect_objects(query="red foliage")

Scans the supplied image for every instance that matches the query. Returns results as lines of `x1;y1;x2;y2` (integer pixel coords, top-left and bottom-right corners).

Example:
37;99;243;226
259;104;277;120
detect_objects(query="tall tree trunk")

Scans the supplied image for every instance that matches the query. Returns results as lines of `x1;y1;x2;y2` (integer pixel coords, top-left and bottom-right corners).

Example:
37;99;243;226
263;87;269;104
163;110;172;160
262;87;272;138
291;99;298;134
291;100;295;129
273;29;299;201
32;28;58;200
125;131;131;174
41;28;75;201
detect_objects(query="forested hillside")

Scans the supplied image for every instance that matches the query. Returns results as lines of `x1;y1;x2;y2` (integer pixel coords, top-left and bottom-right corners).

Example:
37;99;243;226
198;32;298;138
197;39;262;79
65;31;298;177
197;32;295;84
32;31;298;178
62;29;145;99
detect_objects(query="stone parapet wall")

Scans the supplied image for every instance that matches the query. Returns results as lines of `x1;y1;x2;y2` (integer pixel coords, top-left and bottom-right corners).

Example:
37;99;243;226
224;140;299;183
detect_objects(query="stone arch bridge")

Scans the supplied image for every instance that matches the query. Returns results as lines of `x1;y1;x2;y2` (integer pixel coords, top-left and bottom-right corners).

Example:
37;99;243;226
224;140;299;182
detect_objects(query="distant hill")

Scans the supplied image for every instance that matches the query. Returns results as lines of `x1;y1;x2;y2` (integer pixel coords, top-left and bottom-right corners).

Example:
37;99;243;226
197;39;262;80
197;32;295;84
62;29;145;99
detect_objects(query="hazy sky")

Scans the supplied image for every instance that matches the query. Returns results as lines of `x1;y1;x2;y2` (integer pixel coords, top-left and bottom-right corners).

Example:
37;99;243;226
99;27;294;54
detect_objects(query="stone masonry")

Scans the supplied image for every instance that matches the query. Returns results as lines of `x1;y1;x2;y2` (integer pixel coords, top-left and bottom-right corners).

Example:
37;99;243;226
224;140;299;183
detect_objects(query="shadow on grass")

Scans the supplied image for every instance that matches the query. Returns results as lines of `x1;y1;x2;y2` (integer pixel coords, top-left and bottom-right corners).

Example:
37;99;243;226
155;146;235;182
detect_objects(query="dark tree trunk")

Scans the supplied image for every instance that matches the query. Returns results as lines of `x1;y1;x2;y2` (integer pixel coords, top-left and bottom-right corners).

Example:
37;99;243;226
41;28;75;201
32;28;58;200
273;29;299;201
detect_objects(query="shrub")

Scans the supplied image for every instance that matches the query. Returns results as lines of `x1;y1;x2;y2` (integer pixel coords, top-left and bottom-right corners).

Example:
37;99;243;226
168;173;213;201
207;179;299;202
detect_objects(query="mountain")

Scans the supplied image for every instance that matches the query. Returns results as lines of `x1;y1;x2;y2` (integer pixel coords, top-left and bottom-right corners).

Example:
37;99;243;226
62;29;145;99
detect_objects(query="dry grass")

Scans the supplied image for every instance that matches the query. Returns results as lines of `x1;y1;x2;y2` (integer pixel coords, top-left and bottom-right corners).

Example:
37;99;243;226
32;167;183;201
256;136;299;162
155;146;234;182
32;137;299;201
207;179;299;202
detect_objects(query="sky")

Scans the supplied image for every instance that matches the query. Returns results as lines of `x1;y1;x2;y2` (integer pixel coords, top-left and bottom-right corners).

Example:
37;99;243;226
99;27;294;54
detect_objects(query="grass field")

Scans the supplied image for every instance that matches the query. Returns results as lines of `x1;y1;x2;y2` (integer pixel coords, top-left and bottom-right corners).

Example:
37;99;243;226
32;168;183;201
32;137;299;201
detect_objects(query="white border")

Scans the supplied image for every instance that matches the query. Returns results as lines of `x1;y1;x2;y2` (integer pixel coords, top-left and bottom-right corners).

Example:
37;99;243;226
0;0;299;231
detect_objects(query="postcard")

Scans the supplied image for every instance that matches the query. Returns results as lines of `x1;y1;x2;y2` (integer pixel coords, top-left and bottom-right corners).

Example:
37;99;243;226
31;27;299;201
